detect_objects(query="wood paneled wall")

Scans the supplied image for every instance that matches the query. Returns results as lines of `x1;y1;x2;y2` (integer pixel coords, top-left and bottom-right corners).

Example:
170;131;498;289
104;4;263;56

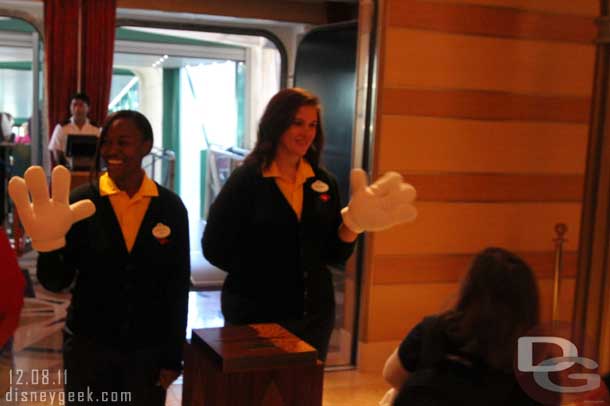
358;0;596;371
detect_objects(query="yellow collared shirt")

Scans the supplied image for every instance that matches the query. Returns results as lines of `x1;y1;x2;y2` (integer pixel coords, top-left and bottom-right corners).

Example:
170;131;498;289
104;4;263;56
262;159;315;220
99;172;159;252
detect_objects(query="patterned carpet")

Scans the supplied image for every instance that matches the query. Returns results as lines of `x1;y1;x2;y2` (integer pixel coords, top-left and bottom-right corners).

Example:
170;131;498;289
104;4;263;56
1;251;355;405
1;251;68;405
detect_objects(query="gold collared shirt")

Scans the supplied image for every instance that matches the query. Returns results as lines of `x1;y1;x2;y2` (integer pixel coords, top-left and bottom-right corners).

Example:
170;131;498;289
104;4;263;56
99;172;159;252
262;159;315;220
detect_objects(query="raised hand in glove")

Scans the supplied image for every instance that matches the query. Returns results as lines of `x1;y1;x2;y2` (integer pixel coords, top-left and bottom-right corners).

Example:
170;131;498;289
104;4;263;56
341;169;417;234
8;165;96;252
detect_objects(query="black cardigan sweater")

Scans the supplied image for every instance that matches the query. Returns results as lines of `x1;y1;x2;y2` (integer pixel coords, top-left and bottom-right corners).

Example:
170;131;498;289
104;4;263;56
37;182;190;371
202;162;355;324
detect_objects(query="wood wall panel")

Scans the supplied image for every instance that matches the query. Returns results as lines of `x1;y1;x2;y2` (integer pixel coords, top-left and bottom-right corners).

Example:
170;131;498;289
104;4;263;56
372;251;578;284
385;29;595;96
388;0;596;43
404;173;583;202
382;88;590;123
366;283;459;341
358;0;594;368
365;277;576;341
417;0;598;17
377;116;588;174
374;202;581;255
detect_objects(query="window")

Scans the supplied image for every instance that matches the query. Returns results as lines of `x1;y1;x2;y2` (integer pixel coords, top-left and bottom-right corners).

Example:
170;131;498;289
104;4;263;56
113;26;282;224
108;68;140;113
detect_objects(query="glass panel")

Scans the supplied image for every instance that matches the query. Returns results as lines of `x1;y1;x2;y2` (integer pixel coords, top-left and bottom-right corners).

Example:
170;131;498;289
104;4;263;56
108;71;140;113
0;17;43;238
113;26;282;294
294;22;359;367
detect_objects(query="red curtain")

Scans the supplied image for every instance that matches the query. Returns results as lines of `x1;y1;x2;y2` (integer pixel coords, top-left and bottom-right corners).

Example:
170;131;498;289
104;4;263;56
44;0;80;138
81;0;117;126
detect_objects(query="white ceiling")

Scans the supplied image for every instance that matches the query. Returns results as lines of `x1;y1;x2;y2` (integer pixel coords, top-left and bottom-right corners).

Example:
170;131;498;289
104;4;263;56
0;26;280;69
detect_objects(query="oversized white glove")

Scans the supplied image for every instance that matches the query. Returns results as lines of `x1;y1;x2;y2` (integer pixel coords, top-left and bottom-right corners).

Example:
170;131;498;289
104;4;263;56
8;165;96;252
341;169;417;233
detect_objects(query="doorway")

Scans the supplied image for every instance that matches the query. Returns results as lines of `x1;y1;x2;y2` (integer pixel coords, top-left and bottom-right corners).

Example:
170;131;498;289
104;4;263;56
0;16;43;235
294;21;358;366
111;24;283;296
113;9;365;368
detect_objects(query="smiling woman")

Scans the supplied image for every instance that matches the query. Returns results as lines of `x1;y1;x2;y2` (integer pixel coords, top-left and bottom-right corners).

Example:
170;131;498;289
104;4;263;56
98;110;153;197
202;88;358;361
277;105;318;167
202;88;416;362
6;110;192;406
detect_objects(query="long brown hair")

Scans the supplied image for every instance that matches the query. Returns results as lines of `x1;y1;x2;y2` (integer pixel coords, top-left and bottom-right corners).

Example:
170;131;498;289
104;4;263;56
442;247;540;371
244;87;324;169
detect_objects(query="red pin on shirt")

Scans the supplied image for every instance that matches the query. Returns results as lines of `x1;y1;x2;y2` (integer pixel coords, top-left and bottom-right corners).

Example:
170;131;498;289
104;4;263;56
0;228;25;348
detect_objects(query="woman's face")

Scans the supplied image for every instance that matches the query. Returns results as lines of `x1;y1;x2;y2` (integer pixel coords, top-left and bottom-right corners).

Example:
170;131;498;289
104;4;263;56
100;118;151;187
277;105;318;160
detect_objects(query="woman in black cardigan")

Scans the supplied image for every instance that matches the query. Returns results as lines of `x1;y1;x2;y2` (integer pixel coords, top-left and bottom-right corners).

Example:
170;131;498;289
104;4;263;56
383;248;546;406
9;110;190;406
203;88;417;360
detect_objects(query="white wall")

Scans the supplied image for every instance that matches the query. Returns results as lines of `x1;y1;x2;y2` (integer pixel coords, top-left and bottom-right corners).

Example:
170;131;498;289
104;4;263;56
0;69;33;119
130;67;163;148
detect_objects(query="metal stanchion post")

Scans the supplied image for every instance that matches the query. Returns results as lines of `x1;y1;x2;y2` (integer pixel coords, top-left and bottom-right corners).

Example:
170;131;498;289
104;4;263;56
552;223;567;321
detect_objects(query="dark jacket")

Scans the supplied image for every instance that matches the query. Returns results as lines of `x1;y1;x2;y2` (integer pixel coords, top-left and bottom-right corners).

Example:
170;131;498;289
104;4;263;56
37;182;190;371
202;162;355;324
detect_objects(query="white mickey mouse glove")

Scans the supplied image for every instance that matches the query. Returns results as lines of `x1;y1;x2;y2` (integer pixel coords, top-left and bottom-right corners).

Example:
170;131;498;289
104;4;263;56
341;169;417;233
8;165;96;252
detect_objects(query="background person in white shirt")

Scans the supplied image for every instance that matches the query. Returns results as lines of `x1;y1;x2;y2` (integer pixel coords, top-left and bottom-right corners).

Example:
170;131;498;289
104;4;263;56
48;93;99;167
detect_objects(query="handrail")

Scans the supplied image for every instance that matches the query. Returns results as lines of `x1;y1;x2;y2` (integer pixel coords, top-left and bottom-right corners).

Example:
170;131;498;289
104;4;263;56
143;146;176;191
202;145;247;218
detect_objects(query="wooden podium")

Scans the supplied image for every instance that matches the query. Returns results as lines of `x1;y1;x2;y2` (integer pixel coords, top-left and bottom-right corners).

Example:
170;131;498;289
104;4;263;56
182;323;323;406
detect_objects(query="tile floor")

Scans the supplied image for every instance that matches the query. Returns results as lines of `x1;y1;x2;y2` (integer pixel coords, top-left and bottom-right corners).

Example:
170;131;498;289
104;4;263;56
1;252;389;405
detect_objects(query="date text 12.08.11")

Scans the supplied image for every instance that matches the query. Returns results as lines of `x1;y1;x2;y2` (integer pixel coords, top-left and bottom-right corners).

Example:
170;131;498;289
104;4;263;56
9;369;67;386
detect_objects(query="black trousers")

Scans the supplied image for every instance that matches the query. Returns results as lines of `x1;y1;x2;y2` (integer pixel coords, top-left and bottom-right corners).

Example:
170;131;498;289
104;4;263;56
279;308;335;362
62;333;166;406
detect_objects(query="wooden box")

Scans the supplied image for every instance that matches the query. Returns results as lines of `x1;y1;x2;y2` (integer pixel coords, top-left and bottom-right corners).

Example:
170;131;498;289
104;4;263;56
182;323;323;406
